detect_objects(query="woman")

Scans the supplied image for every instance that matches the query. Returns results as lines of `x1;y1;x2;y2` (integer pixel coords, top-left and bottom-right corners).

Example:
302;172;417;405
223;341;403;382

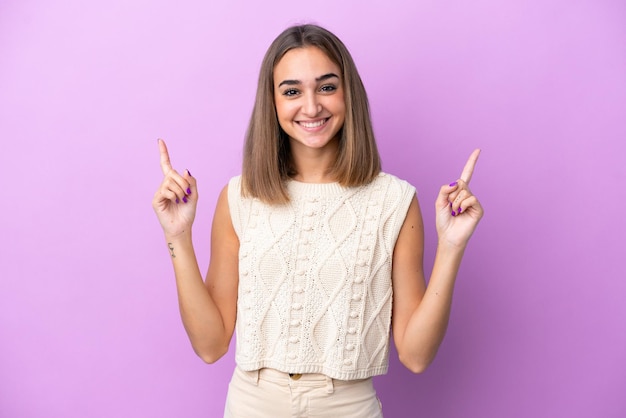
153;24;483;418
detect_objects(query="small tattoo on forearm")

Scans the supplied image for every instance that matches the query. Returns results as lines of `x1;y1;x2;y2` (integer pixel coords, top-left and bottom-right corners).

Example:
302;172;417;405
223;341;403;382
168;243;176;258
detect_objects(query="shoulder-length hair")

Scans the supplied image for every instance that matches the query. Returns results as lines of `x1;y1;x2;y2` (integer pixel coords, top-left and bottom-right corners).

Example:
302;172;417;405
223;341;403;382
242;24;381;204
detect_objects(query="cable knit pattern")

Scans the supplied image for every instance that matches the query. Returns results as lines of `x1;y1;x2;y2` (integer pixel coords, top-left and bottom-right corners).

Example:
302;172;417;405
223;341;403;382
228;173;416;380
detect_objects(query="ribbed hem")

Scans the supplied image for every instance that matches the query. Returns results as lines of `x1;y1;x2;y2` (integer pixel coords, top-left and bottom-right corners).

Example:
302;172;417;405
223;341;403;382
286;179;347;198
286;173;391;198
236;359;389;381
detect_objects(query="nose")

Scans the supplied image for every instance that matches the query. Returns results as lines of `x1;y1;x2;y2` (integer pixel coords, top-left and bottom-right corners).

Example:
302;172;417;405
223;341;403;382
301;93;321;117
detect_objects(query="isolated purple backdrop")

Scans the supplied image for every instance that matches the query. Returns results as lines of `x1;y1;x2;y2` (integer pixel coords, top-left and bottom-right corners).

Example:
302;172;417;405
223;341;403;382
1;0;624;417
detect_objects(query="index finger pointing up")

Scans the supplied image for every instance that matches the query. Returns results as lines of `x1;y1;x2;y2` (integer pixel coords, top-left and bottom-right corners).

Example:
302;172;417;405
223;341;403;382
459;148;481;184
158;138;173;175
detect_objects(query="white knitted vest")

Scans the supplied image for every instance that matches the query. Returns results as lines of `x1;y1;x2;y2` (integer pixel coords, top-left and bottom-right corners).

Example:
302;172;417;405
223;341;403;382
228;173;415;380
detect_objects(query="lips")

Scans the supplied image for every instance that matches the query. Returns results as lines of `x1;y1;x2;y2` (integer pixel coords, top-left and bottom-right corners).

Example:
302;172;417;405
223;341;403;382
297;118;329;129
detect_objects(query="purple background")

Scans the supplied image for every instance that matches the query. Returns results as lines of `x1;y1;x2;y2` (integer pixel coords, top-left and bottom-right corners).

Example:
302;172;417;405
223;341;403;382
1;0;624;417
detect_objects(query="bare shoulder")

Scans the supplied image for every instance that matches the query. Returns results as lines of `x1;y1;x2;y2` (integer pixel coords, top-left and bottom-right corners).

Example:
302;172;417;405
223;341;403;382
391;195;427;344
206;182;239;308
212;183;237;240
395;195;423;256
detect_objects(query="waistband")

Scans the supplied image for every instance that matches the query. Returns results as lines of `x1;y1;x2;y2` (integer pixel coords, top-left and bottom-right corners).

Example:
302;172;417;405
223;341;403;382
237;367;372;393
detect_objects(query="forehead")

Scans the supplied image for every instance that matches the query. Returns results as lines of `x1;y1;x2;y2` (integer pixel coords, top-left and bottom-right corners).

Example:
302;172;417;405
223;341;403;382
273;46;341;81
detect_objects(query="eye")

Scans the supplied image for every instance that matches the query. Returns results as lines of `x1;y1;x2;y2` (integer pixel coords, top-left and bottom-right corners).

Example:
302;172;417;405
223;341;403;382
320;84;337;93
282;88;299;97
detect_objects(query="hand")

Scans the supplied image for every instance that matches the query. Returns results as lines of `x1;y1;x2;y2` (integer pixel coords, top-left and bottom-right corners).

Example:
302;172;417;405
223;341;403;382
152;139;197;238
435;149;484;247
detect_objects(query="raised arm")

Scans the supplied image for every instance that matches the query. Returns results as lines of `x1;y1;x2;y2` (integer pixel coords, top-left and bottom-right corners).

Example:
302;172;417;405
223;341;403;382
152;139;239;363
391;149;484;373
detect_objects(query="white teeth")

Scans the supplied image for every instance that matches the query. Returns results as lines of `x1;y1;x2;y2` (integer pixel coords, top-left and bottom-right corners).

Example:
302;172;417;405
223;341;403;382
300;119;326;128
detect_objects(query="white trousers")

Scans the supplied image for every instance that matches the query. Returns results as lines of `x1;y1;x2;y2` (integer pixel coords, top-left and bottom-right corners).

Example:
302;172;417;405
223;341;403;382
223;367;384;418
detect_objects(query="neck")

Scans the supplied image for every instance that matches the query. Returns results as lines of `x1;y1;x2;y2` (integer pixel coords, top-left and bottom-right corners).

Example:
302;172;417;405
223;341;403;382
289;139;338;183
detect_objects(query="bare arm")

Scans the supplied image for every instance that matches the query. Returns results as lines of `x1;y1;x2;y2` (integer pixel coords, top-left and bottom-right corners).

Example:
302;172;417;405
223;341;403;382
152;139;238;363
392;149;484;373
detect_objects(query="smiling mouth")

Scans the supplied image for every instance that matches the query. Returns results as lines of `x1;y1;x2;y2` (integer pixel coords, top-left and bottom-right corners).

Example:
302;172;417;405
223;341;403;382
298;118;329;129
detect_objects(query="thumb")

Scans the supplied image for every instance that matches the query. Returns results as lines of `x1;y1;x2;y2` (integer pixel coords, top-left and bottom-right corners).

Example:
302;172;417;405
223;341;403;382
437;181;459;210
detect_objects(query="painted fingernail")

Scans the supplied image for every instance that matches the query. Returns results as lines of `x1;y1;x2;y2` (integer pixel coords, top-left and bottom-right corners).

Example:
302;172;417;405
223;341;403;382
183;196;188;203
451;210;456;216
458;206;462;213
176;197;180;204
449;202;452;208
186;187;191;195
449;181;458;187
187;169;192;177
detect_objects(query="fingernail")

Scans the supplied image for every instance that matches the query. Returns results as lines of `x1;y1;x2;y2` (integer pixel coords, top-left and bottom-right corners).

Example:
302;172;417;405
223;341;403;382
458;206;462;213
176;197;179;204
186;187;191;195
451;210;456;216
187;169;192;177
449;202;452;208
183;196;188;203
449;181;458;187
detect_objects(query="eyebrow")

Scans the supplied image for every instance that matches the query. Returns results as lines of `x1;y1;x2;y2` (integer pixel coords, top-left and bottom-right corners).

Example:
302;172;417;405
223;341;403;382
278;73;340;88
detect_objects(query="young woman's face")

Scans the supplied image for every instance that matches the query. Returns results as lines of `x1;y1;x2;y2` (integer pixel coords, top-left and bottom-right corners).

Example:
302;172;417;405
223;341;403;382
273;46;346;152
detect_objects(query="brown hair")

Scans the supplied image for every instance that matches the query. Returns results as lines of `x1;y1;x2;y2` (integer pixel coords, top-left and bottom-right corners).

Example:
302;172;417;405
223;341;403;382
242;24;381;204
